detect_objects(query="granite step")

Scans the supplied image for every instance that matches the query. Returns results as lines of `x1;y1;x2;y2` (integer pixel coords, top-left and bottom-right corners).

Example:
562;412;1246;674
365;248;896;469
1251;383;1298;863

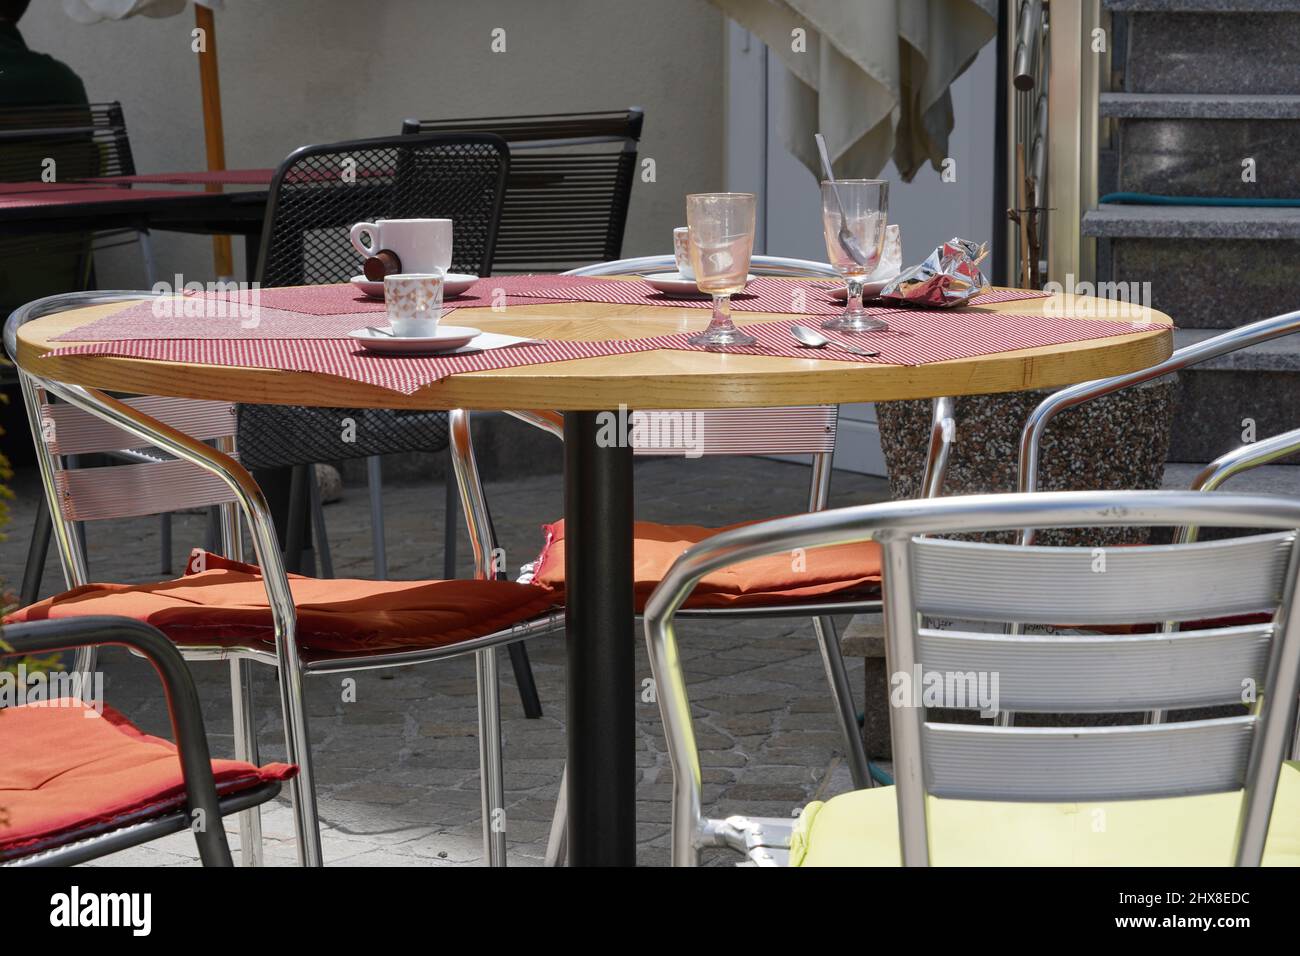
1101;94;1300;198
1110;3;1300;94
1085;205;1300;330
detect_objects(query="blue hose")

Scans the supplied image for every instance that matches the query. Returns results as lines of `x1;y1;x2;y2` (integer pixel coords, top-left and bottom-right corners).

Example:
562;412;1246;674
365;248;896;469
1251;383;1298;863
1100;191;1300;207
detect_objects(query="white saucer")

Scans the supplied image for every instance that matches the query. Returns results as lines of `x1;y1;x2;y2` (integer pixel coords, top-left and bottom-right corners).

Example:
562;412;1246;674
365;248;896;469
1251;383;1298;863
349;273;480;299
828;272;902;301
349;325;481;354
644;271;756;297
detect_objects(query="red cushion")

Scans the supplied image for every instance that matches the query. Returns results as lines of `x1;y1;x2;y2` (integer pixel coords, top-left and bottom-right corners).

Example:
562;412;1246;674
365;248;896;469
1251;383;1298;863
5;551;562;653
532;518;882;611
0;700;295;860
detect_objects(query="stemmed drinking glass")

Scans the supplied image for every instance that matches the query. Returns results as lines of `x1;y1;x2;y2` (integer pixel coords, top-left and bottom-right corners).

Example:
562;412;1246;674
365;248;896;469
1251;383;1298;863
686;192;757;347
821;179;889;332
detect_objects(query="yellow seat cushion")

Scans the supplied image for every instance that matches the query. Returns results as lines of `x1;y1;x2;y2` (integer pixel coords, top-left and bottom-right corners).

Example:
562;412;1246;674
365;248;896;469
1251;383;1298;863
790;761;1300;866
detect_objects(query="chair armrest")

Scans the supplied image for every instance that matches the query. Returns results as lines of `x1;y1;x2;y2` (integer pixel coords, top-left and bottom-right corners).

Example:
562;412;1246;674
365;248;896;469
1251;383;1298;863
448;409;504;580
1016;307;1300;543
1;616;233;867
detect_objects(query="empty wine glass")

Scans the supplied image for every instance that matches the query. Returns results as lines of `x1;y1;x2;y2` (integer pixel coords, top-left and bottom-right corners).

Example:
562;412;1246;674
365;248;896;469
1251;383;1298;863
686;192;757;347
821;179;889;332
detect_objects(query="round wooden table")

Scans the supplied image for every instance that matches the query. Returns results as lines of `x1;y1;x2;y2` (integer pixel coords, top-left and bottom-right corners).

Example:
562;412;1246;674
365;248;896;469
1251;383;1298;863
17;289;1173;867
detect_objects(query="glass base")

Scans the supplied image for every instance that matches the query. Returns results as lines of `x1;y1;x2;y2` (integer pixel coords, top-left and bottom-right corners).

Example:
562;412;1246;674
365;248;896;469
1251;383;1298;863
822;312;889;333
688;327;757;347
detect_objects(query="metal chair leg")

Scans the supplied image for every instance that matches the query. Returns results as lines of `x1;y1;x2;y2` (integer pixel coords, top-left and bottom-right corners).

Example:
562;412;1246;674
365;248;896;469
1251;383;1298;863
811;615;872;790
544;763;568;866
475;646;507;866
367;455;387;580
20;494;52;606
229;658;264;866
307;468;335;579
274;659;323;866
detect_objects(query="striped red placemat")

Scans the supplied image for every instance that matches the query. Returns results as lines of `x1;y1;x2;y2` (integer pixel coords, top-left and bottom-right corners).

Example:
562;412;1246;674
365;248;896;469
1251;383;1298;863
43;334;667;395
521;276;1052;315
196;276;616;315
643;311;1165;366
50;299;421;341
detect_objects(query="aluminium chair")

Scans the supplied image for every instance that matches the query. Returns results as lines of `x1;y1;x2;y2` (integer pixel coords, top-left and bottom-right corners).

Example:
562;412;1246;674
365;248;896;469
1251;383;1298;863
4;102;172;599
5;291;566;867
401;109;643;273
450;253;962;863
0;616;290;867
645;490;1300;865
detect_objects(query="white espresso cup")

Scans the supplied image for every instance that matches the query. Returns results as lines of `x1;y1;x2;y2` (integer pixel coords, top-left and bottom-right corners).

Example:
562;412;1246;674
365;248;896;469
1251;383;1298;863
350;218;452;274
672;226;695;280
384;272;444;337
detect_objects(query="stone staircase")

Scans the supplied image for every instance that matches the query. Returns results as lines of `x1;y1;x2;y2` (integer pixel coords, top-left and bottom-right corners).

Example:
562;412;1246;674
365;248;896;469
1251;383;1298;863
1086;0;1300;464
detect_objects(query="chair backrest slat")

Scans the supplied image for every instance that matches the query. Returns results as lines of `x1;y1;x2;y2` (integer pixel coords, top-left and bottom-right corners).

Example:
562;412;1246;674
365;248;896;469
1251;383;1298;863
41;395;235;456
54;457;237;522
911;532;1295;624
916;624;1273;713
630;406;837;457
923;718;1256;802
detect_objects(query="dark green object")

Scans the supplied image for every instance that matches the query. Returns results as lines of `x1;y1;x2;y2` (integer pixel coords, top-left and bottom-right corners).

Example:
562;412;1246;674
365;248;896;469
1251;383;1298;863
1100;191;1300;208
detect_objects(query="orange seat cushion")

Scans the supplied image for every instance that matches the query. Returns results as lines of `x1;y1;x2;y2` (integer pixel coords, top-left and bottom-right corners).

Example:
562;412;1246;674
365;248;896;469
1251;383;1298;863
5;552;562;653
0;699;295;861
532;519;882;611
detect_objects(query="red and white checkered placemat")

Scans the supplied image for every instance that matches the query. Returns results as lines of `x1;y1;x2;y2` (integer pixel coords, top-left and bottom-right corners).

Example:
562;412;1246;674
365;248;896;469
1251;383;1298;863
44;335;667;395
195;276;615;315
643;311;1165;367
50;299;420;341
520;277;1053;316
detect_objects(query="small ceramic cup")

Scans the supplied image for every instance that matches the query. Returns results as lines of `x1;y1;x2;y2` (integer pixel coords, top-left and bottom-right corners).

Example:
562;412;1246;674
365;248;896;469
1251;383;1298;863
672;226;695;280
384;271;444;336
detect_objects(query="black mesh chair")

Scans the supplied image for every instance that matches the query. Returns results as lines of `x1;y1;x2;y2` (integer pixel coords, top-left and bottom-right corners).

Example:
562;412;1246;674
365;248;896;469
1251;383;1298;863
239;131;541;719
236;131;509;587
401;109;643;273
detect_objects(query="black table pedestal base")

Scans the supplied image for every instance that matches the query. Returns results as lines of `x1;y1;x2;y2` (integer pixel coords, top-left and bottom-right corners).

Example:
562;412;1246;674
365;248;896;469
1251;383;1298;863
563;410;636;866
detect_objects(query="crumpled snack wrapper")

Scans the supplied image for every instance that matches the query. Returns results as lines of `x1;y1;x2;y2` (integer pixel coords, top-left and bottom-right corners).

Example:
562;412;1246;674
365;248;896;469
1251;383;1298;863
878;238;990;307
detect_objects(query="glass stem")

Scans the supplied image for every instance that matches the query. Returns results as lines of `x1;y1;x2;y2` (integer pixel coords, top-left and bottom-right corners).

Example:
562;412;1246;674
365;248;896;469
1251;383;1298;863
707;293;734;331
846;276;866;315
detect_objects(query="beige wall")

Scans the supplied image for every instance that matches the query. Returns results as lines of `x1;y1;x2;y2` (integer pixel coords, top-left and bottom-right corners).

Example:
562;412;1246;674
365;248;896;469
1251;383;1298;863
21;0;725;283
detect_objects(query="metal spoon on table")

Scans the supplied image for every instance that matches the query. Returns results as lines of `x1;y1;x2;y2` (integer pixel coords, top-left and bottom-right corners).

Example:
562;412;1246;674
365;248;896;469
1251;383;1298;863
791;323;879;358
815;132;868;268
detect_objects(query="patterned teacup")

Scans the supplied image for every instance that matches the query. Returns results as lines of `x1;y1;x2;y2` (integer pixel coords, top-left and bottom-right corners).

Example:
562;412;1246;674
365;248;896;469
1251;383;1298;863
384;272;444;337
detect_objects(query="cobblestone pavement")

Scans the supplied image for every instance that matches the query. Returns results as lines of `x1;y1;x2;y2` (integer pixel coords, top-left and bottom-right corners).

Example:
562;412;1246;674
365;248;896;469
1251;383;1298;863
1;456;888;866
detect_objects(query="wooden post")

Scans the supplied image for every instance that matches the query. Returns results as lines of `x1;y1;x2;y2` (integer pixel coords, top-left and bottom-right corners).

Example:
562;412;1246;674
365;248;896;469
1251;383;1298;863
195;3;233;278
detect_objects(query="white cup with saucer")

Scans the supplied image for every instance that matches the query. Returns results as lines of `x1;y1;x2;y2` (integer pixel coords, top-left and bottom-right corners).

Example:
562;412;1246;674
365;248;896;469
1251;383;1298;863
384;272;444;337
350;218;453;273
